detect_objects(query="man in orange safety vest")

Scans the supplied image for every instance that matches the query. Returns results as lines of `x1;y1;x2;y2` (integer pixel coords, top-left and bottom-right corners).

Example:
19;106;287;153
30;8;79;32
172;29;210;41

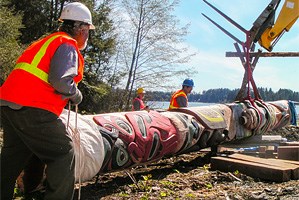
0;2;95;200
169;78;194;110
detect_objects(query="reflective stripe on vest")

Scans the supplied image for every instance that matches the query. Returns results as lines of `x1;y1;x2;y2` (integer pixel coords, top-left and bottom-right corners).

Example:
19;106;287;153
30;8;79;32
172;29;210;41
13;35;61;84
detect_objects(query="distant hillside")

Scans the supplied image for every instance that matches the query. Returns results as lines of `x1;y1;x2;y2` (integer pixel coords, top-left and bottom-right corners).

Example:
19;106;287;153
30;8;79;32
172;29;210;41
145;88;299;103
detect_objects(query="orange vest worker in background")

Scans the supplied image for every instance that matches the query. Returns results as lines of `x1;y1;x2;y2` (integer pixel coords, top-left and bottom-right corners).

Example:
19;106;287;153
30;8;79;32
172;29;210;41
132;87;149;111
169;78;194;110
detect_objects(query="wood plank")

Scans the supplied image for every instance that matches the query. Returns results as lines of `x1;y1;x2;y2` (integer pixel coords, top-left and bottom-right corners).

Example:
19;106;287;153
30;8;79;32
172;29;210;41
268;158;299;166
226;51;299;57
221;135;284;147
280;142;299;146
211;156;291;182
228;153;299;179
278;146;299;161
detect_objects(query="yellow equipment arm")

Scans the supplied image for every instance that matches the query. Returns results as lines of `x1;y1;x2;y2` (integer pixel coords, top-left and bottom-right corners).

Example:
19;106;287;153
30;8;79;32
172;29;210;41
258;0;299;51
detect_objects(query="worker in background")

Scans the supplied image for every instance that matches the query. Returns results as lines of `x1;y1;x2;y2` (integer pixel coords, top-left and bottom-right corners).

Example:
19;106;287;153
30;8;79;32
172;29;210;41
169;78;194;110
132;87;149;111
0;2;95;200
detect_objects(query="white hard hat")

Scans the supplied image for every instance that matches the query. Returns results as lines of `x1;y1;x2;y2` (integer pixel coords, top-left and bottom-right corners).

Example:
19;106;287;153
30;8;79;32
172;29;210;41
59;2;95;29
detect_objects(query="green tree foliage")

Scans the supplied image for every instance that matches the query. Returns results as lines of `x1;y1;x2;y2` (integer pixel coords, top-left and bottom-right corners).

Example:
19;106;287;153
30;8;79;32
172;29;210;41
79;0;120;113
274;89;299;101
2;0;118;114
85;1;117;82
199;88;233;103
0;1;23;85
78;72;111;114
146;91;172;102
5;0;57;44
147;88;299;103
2;0;298;114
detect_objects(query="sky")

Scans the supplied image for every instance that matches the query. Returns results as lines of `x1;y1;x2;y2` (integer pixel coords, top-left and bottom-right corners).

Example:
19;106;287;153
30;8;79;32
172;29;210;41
173;0;299;93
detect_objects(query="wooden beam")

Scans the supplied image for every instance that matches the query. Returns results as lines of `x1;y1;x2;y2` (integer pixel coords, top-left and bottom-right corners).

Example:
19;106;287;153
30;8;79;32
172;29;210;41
226;52;299;57
211;156;292;182
278;146;299;161
228;153;299;179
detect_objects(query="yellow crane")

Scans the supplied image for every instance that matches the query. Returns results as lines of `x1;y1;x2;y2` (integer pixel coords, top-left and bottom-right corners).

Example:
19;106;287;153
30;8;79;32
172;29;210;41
253;0;299;51
202;0;299;101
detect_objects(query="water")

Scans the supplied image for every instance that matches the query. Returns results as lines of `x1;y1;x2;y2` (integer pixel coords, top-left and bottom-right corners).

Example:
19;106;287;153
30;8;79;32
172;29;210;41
147;101;214;110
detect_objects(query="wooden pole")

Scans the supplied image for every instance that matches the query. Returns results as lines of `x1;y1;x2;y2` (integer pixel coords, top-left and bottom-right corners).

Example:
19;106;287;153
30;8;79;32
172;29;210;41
226;52;299;57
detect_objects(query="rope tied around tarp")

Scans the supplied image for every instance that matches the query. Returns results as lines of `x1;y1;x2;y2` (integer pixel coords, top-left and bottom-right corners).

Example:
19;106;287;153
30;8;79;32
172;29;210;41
67;102;82;200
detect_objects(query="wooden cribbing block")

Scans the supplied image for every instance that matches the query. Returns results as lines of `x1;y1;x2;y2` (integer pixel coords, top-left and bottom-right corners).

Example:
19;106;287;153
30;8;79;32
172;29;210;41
258;146;266;158
278;146;299;161
211;155;292;182
280;142;299;146
259;146;266;153
228;153;299;179
268;158;299;166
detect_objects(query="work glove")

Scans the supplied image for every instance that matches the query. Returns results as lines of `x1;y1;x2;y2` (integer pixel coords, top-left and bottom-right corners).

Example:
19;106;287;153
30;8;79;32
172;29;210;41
69;89;83;105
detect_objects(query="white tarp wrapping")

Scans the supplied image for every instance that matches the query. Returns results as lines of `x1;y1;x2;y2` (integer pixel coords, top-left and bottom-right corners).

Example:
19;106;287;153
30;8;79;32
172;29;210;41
60;109;104;182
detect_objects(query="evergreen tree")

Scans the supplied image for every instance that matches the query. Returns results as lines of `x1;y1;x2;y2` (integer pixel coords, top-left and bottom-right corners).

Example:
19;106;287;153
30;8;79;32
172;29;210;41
0;0;23;85
5;0;56;44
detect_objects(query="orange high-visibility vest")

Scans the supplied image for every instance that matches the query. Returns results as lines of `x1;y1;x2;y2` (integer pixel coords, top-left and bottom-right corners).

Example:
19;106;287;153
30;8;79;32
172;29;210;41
0;32;84;116
132;97;146;111
169;89;187;110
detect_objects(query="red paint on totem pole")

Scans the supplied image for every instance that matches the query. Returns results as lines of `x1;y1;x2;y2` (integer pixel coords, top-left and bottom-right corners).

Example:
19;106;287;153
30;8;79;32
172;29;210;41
125;110;178;163
93;113;135;143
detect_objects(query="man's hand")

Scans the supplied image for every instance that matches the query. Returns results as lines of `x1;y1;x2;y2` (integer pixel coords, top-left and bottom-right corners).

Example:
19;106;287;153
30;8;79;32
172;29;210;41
144;105;150;111
69;90;83;105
